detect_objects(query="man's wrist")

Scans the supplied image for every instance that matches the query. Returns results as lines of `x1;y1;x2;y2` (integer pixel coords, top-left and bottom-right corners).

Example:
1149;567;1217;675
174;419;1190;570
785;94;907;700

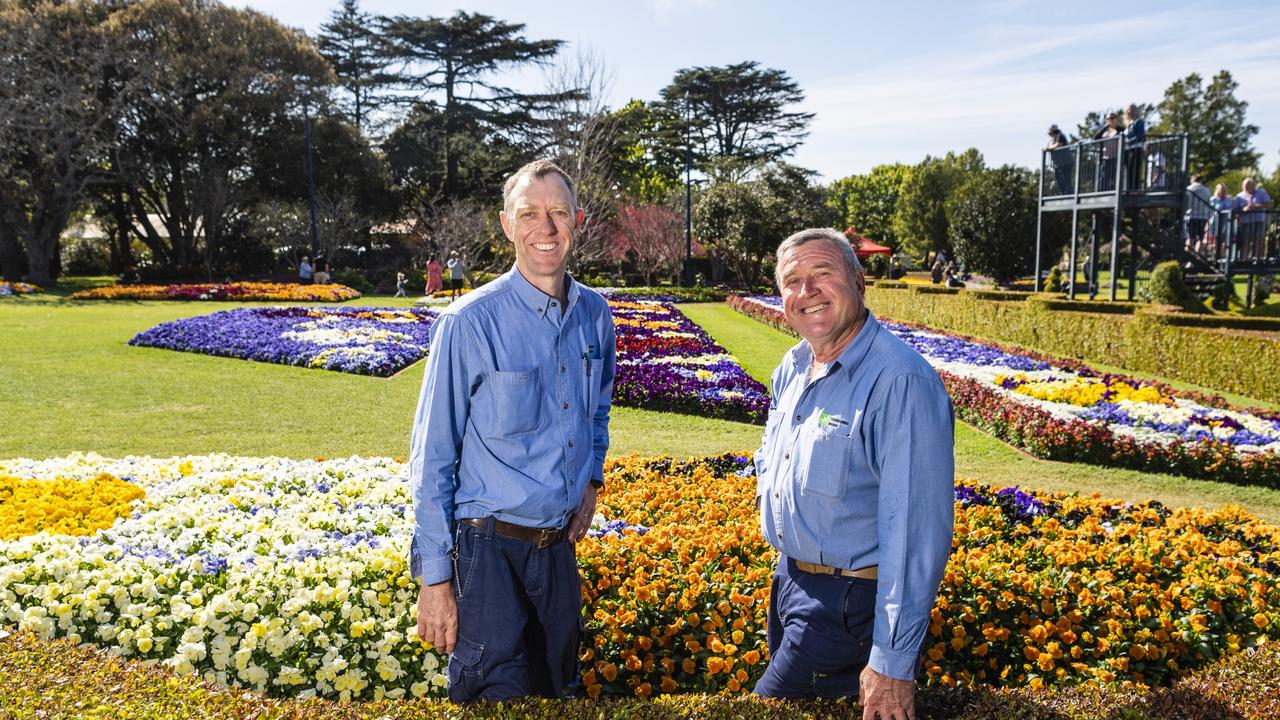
868;643;920;682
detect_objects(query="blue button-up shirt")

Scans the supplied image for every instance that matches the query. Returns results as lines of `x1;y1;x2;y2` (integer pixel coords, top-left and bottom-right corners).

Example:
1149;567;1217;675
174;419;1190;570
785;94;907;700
754;312;955;681
408;267;616;585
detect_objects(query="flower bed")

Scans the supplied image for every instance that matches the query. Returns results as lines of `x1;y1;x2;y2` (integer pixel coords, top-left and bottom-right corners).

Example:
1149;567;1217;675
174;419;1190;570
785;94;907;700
129;307;438;377
71;282;360;302
0;281;41;296
609;300;768;424
2;454;1276;701
6;631;1277;720
729;295;1280;488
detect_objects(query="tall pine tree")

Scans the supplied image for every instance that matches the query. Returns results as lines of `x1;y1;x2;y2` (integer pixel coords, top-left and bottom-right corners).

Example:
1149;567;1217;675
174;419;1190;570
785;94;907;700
314;0;394;134
380;11;578;199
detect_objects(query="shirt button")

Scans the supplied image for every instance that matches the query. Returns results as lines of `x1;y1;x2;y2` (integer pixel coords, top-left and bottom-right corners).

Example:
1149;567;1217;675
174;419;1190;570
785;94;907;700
784;453;790;460
562;402;569;410
795;415;801;422
560;366;566;373
568;440;574;448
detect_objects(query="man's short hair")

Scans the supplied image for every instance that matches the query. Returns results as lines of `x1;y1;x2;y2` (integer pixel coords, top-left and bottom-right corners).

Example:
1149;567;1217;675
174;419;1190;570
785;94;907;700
1191;174;1202;183
503;159;577;212
774;228;863;288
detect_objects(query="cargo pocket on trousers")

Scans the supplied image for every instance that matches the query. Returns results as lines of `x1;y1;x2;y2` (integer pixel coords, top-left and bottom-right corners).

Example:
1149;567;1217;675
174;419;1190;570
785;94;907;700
446;634;485;696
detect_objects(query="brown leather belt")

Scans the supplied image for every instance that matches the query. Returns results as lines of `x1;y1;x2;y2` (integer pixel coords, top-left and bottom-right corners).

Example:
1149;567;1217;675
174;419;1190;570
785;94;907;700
795;560;878;580
460;517;566;549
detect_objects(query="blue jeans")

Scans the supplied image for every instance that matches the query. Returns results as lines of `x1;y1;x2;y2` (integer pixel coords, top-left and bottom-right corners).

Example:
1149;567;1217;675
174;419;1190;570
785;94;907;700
753;556;876;698
446;519;582;702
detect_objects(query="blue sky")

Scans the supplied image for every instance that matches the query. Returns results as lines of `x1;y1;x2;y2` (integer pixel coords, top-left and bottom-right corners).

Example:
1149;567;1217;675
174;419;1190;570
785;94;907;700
235;0;1280;182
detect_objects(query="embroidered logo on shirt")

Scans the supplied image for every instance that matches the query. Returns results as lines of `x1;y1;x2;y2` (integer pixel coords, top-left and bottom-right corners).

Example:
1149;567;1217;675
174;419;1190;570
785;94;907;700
818;409;849;431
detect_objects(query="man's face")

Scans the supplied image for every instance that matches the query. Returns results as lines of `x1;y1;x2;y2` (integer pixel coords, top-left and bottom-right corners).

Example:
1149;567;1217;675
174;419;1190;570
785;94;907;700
1107;115;1118;126
500;174;582;284
1244;179;1256;194
778;239;866;350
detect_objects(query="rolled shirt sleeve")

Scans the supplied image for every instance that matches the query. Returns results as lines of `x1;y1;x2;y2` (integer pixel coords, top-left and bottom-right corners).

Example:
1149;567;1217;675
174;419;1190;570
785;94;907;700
407;313;479;586
867;371;956;680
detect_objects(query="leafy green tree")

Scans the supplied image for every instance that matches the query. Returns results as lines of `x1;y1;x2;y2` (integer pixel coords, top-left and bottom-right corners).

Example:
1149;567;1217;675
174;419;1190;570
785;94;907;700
314;0;396;135
693;180;771;286
380;11;576;199
826;164;910;248
607;100;684;204
382;102;523;206
892;149;984;260
659;62;813;171
0;0;137;286
945;165;1039;284
106;0;334;278
1154;70;1260;180
757;163;838;245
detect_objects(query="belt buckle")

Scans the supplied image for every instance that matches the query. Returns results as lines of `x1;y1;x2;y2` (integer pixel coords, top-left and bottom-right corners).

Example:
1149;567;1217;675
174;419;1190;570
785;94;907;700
535;528;558;549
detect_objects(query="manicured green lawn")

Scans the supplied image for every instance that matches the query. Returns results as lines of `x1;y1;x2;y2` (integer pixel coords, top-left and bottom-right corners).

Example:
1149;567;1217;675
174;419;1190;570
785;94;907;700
3;292;1279;523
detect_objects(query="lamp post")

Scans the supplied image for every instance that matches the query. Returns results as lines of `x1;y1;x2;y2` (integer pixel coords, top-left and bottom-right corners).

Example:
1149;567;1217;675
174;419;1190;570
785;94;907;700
303;95;320;263
682;93;694;286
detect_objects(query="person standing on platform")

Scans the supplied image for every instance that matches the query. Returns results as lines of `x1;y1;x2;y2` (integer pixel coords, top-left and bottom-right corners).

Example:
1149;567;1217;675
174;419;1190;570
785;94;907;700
751;227;954;720
1237;178;1273;260
1186;175;1212;255
1122;104;1147;190
408;159;616;703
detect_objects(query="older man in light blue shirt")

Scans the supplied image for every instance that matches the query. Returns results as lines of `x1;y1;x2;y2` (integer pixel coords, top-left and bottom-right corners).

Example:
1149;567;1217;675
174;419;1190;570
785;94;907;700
408;159;616;702
753;228;954;720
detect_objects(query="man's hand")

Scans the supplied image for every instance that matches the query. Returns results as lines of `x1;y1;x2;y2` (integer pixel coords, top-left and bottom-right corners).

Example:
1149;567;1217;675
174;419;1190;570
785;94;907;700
859;666;915;720
416;580;458;654
566;483;598;543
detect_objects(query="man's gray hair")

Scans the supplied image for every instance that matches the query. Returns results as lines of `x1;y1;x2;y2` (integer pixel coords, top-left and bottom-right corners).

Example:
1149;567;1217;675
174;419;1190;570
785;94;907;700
774;228;863;288
503;159;577;212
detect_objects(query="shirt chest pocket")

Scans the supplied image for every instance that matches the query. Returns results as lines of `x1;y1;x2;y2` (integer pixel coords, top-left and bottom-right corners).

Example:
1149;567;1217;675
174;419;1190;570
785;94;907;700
484;370;545;436
798;424;854;499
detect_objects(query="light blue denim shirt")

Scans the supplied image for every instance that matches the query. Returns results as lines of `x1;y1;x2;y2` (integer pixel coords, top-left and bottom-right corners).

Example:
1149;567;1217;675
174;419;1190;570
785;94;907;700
754;312;955;681
408;267;616;585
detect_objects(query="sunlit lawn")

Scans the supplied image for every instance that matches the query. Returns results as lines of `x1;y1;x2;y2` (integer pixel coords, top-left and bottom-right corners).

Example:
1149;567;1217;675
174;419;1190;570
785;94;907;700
2;290;1278;523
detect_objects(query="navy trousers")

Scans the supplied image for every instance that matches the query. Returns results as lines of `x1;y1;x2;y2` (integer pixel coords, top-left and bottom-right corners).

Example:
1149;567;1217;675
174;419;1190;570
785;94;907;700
753;556;876;698
446;519;582;702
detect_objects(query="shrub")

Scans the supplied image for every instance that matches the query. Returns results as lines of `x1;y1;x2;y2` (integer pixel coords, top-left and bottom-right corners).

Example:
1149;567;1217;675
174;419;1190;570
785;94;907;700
330;269;372;294
1045;265;1063;293
1146;261;1209;314
865;253;890;279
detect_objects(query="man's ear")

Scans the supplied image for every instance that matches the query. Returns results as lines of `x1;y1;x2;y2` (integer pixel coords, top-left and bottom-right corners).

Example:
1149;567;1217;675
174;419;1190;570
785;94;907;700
499;210;513;241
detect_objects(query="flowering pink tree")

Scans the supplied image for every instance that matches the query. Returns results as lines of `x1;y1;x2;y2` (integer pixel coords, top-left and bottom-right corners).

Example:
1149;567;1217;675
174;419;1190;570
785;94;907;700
610;205;686;285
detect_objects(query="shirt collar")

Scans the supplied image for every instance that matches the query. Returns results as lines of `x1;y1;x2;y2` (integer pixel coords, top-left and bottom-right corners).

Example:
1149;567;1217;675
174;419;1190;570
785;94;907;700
791;311;881;377
507;264;579;318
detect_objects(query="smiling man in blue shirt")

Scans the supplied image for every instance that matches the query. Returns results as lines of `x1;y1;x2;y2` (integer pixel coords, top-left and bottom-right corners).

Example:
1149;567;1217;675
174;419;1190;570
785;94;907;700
752;228;954;720
408;159;616;702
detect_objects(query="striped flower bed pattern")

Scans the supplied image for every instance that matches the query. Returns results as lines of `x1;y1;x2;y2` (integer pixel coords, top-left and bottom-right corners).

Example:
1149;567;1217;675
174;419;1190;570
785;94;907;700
130;307;437;377
729;295;1280;488
610;299;768;424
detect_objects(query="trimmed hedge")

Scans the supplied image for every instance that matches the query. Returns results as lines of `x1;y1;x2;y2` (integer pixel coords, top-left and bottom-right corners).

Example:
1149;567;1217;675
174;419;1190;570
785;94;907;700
1;632;1276;719
862;286;1280;404
605;286;732;303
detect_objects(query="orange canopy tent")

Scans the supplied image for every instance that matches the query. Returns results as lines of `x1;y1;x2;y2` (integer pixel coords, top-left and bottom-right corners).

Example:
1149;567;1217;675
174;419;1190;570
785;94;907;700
843;227;892;259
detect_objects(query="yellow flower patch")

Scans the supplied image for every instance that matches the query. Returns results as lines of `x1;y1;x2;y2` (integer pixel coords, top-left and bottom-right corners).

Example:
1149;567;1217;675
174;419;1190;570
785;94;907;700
0;473;143;540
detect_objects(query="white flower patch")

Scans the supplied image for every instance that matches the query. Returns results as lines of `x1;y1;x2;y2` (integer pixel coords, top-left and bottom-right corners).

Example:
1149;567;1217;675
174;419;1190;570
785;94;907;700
0;454;447;700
